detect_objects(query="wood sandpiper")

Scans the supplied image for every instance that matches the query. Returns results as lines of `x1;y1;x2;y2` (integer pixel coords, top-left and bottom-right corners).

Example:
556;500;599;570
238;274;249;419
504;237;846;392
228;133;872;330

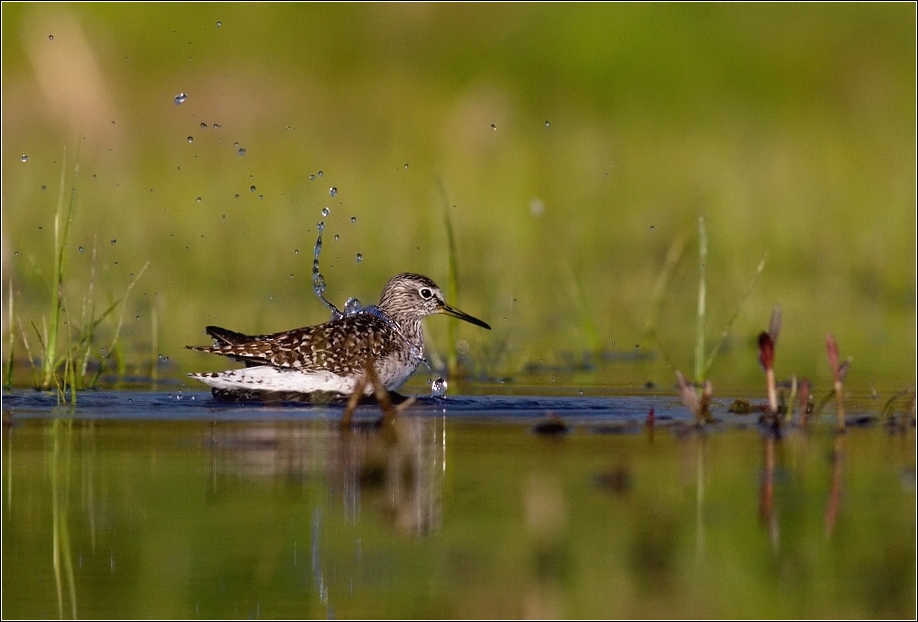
187;273;490;398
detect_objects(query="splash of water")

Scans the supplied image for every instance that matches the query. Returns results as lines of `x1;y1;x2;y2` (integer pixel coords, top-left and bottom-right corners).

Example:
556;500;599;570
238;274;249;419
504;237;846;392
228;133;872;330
308;220;432;374
312;221;343;319
431;377;448;397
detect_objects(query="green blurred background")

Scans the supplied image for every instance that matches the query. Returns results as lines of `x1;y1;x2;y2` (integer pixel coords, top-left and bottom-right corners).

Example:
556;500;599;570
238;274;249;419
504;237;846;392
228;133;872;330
2;3;915;390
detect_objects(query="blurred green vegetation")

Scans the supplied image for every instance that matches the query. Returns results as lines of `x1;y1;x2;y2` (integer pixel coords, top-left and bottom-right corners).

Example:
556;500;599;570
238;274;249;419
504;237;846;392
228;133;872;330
2;3;915;390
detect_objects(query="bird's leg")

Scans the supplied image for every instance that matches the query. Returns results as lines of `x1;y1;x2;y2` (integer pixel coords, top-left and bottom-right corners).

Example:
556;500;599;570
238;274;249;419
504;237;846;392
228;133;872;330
342;374;368;428
363;361;397;426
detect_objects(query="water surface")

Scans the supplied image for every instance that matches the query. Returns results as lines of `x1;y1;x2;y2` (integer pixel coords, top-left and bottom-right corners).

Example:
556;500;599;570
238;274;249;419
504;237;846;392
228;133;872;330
2;389;915;618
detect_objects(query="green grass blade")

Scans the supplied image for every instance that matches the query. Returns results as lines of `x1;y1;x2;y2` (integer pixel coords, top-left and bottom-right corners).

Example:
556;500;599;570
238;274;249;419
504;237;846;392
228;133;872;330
701;251;768;379
437;178;460;378
43;149;80;389
694;214;708;383
5;282;14;389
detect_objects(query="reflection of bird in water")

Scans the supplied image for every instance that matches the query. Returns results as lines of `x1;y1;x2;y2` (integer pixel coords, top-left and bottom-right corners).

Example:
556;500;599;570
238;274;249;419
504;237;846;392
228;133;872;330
187;273;490;399
207;418;444;536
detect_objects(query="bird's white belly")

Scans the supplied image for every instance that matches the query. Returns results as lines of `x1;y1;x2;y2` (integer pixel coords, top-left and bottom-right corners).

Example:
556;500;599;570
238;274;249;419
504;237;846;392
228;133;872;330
190;361;419;395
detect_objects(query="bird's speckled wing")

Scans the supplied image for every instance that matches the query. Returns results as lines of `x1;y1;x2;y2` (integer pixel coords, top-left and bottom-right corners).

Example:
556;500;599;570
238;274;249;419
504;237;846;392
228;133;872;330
188;314;404;374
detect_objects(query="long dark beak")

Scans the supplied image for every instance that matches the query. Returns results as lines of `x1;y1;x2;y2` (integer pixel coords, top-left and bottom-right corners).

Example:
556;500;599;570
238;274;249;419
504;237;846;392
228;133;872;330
439;303;491;330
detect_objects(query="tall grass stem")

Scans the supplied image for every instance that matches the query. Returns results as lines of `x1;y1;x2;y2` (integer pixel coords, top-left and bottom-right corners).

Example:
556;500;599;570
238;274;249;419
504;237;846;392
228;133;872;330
694;214;708;382
437;179;460;377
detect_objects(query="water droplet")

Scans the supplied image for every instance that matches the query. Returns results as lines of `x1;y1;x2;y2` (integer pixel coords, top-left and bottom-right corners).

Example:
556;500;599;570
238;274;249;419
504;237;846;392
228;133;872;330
356;253;363;263
350;216;357;223
490;123;496;130
20;155;28;162
48;35;54;41
250;185;256;192
309;174;315;181
41;185;47;191
289;274;294;279
187;136;193;143
329;187;337;197
200;122;207;129
545;120;550;127
258;194;264;200
216;20;222;27
213;123;221;129
135;315;140;320
344;297;362;315
322;207;330;217
404;163;409;169
294;249;299;254
196;196;202;202
37;226;43;232
237;147;246;156
650;225;655;230
431;377;447;397
78;246;84;252
174;93;187;105
110;239;117;245
334;234;339;240
317;170;324;177
234;193;240;199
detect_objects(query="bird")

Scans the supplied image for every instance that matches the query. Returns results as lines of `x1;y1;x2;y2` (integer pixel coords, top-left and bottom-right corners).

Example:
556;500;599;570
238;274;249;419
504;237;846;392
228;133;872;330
186;273;490;399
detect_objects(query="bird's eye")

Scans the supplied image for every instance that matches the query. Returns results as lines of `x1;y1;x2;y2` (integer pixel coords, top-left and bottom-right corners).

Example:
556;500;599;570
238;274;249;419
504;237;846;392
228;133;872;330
419;287;433;299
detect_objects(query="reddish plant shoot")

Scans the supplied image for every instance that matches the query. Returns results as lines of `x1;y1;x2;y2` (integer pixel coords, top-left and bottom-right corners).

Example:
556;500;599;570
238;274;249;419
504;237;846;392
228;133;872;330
825;332;849;431
758;332;775;372
826;332;840;379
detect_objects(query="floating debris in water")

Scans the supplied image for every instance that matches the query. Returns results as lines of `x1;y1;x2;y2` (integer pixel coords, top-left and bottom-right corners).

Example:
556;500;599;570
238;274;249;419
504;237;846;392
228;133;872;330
533;412;568;436
728;399;756;415
592;467;633;495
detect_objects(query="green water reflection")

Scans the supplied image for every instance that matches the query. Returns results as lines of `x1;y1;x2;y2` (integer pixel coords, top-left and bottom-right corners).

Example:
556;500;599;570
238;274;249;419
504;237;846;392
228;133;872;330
2;416;915;618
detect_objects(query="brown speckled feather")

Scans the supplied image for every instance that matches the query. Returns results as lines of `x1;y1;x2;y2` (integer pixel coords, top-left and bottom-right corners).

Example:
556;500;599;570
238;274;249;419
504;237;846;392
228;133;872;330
189;313;405;374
